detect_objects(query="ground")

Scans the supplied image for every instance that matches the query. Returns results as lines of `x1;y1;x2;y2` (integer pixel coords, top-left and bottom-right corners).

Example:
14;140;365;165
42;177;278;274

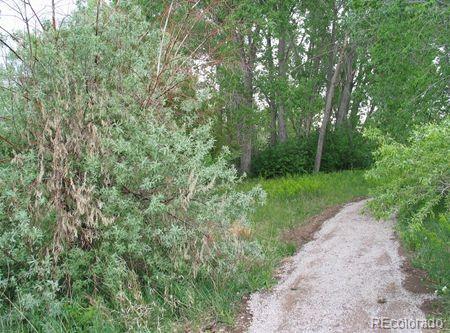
241;200;439;333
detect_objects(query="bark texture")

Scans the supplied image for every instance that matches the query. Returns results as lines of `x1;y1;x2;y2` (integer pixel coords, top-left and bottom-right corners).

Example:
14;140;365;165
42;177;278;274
277;35;288;142
234;31;258;174
314;40;347;173
336;47;356;126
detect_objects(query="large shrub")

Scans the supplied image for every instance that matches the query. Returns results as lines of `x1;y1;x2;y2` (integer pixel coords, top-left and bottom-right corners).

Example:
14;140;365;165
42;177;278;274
251;140;309;178
252;128;373;178
0;4;263;331
366;119;449;289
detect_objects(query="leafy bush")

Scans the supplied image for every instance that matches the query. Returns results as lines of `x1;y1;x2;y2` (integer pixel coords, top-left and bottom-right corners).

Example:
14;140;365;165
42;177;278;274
366;119;449;289
0;4;264;331
252;128;373;178
251;140;309;178
318;127;374;172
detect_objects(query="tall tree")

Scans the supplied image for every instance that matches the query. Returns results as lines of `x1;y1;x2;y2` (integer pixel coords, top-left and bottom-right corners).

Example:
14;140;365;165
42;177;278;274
314;38;347;172
276;32;288;142
234;29;259;173
336;46;356;126
263;32;279;146
349;0;449;140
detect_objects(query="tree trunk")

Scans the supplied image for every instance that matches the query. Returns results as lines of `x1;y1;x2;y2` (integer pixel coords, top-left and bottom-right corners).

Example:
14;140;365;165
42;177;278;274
234;31;258;174
325;1;338;92
238;62;254;175
348;96;361;129
266;34;278;146
314;40;347;173
304;114;313;136
347;60;366;129
292;32;308;138
277;35;288;142
268;97;278;146
303;43;322;136
237;121;253;174
336;48;356;126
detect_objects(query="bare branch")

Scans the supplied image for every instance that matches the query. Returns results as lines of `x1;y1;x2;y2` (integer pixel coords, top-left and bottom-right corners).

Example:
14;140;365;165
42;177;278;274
0;38;23;61
157;1;173;76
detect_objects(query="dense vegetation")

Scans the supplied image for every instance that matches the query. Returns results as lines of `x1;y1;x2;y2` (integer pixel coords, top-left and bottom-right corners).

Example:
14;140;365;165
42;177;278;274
367;120;449;318
0;0;448;331
252;128;373;178
0;5;265;332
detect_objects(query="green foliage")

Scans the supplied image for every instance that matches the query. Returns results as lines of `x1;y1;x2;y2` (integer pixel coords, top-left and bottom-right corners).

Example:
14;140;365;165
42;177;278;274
350;0;449;140
0;4;264;331
252;128;373;178
251;139;309;178
366;119;449;317
184;170;369;329
0;0;447;329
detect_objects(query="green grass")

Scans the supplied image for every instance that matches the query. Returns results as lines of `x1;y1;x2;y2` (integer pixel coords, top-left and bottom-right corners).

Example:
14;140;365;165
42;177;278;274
397;212;450;325
184;169;448;330
243;170;368;250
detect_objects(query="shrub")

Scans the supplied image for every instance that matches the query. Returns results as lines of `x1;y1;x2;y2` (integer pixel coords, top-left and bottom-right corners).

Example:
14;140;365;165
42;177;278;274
318;127;374;172
252;128;373;178
252;140;309;178
0;4;264;331
366;119;449;288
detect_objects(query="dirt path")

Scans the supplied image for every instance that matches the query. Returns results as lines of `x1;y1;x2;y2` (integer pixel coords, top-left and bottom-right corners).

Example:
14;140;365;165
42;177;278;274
246;200;437;333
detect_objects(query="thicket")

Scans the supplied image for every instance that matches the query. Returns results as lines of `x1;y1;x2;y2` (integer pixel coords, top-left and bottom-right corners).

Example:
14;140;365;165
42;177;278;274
0;4;264;331
252;128;373;178
366;119;449;304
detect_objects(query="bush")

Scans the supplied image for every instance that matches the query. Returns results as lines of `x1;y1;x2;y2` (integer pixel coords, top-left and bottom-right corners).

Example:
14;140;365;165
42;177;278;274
366;119;449;290
318;127;374;172
252;128;373;178
251;140;309;178
0;4;264;331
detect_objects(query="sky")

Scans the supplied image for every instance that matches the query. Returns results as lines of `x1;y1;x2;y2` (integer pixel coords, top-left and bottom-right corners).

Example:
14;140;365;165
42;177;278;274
0;0;76;33
0;0;77;61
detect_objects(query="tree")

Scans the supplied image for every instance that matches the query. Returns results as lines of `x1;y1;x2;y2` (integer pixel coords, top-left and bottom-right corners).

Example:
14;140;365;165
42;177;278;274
314;37;348;172
336;46;356;126
350;0;449;140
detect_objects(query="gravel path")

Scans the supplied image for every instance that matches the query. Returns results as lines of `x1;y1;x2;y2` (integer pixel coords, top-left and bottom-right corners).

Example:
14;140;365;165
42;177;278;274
247;200;436;333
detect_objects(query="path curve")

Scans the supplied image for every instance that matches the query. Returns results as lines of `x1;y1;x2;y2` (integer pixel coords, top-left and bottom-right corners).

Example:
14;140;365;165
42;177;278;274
247;200;436;333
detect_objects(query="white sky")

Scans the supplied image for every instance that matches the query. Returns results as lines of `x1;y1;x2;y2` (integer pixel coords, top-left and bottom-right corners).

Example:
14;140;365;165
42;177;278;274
0;0;76;62
0;0;76;34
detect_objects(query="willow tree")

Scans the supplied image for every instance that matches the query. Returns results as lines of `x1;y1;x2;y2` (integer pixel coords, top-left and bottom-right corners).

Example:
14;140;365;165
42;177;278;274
350;0;449;140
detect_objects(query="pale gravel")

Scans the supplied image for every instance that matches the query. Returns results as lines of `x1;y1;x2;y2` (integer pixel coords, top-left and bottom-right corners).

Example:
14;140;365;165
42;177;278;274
247;200;436;333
